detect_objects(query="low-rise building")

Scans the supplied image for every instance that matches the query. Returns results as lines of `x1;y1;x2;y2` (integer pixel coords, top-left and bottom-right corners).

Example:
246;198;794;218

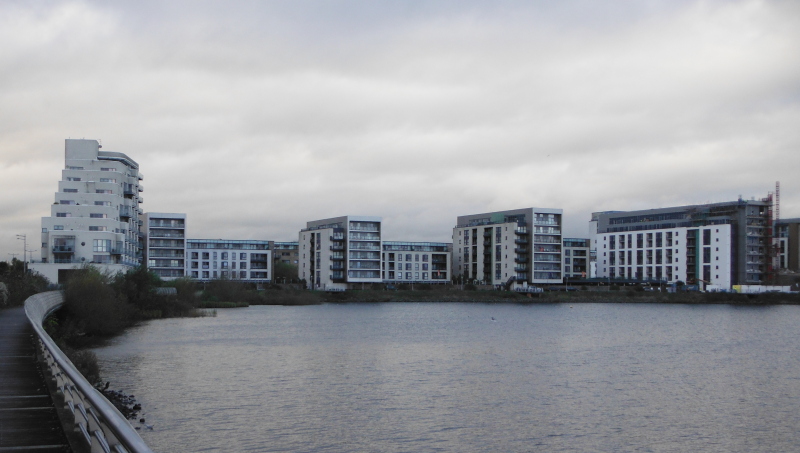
382;242;451;284
186;239;272;282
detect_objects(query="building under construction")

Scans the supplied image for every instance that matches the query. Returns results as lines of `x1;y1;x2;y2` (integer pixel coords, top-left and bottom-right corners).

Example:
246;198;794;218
591;196;775;287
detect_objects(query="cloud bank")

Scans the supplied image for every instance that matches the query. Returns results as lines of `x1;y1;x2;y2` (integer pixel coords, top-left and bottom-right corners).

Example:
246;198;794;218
1;0;799;260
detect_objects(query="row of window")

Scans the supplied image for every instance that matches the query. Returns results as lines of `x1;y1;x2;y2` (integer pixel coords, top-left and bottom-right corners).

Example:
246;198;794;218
190;261;258;270
189;271;265;279
190;252;251;260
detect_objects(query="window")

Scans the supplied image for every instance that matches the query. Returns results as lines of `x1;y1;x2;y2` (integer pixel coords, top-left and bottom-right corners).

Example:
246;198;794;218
240;271;247;279
89;226;107;231
95;189;112;194
240;253;247;260
95;201;111;206
221;252;228;260
54;225;64;230
240;262;247;269
93;255;111;263
93;239;111;252
99;178;116;183
63;188;78;193
406;254;412;261
90;213;107;219
56;212;70;217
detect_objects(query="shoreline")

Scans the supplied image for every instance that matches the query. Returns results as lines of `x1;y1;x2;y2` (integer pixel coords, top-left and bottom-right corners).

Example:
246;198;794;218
227;288;800;306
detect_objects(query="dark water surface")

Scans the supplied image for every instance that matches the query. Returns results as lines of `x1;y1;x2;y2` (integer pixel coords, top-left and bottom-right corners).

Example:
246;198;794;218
92;303;800;452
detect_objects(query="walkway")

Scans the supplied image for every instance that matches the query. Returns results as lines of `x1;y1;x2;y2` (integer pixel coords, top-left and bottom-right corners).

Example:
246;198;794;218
0;306;71;452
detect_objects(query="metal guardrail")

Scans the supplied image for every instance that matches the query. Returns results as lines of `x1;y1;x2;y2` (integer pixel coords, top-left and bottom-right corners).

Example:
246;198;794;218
24;291;155;453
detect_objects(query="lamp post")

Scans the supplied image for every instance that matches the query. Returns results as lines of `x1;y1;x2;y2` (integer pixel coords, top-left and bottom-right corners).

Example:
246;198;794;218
16;234;27;275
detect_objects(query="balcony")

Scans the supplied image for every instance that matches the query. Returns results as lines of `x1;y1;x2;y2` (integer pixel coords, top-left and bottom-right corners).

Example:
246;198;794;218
330;264;344;270
514;247;527;254
515;256;527;263
515;227;528;235
514;266;528;272
514;238;528;245
52;246;74;253
330;235;345;241
330;244;344;251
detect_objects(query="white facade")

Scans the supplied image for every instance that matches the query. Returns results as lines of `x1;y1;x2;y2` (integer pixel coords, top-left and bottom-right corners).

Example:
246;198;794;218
382;242;451;284
144;213;186;280
32;139;143;283
453;208;563;288
299;216;382;290
593;224;732;290
186;239;272;282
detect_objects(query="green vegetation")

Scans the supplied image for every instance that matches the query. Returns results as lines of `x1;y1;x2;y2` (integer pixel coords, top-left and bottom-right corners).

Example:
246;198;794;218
0;259;50;307
46;265;206;350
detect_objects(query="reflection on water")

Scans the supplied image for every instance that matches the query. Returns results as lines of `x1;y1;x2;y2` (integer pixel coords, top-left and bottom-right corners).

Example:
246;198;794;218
93;303;800;452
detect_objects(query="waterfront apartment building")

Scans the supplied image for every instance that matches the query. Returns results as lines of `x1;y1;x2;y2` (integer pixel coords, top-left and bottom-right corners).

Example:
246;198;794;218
32;139;144;283
592;197;774;288
594;224;733;289
453;208;563;288
776;218;800;272
143;213;186;280
299;216;382;290
186;239;272;282
382;242;451;284
273;241;299;265
563;238;590;281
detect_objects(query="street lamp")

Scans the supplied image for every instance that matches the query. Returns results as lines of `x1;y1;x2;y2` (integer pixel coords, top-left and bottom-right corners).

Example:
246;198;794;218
16;234;27;275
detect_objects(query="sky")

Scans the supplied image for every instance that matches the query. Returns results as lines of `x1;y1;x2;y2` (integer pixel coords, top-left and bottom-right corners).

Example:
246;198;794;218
1;0;799;262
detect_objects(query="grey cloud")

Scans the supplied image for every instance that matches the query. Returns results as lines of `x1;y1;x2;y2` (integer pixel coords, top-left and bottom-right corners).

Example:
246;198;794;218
1;0;799;257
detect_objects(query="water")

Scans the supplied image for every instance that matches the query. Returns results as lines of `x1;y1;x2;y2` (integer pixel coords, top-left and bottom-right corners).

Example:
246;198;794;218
92;303;800;452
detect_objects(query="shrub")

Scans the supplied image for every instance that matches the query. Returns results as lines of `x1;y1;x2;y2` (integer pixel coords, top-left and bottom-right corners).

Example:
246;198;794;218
0;282;8;307
64;267;135;337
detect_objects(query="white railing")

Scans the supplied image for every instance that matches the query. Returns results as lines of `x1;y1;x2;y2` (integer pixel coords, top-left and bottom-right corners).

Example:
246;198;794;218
25;291;155;453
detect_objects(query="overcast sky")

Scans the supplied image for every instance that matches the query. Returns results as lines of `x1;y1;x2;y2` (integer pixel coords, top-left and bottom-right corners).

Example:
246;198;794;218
2;0;799;262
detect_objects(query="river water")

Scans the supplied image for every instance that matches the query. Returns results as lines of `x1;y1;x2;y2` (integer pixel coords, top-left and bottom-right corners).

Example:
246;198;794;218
92;303;800;452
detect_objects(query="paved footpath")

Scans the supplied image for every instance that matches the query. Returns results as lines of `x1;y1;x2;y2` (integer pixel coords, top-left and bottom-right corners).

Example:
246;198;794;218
0;306;71;452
